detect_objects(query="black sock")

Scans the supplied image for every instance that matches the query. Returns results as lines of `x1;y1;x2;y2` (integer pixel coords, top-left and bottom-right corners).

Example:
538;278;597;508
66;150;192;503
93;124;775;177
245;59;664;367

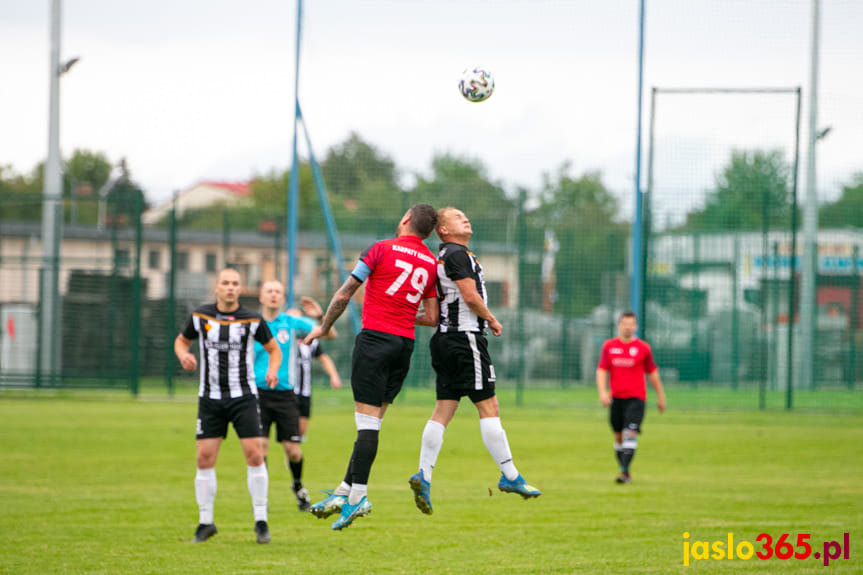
350;429;380;486
620;449;635;473
342;442;356;487
290;458;303;488
614;447;624;468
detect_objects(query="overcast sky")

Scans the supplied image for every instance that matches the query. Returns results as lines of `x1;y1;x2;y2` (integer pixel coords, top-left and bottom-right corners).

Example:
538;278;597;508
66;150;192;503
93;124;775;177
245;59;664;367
2;0;861;223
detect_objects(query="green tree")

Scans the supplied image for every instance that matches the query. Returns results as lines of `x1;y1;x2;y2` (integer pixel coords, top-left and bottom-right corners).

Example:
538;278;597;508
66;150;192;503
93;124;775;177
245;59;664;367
324;132;399;195
64;149;113;225
190;133;406;235
683;149;791;231
104;158;148;228
819;173;863;228
0;150;138;225
528;164;627;317
410;153;515;242
322;132;405;235
244;164;323;232
0;164;42;220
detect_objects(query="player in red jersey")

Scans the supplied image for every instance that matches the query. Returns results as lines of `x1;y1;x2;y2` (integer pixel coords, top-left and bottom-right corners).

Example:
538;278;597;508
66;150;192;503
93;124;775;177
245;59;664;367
596;311;666;484
303;204;439;530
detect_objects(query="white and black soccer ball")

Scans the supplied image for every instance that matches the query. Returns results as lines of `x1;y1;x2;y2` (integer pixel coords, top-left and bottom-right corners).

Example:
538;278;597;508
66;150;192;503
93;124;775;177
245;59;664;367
458;66;495;103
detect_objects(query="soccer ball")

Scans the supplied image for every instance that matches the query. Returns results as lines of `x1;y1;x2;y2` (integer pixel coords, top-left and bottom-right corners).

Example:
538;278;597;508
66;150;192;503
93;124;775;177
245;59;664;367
459;66;495;103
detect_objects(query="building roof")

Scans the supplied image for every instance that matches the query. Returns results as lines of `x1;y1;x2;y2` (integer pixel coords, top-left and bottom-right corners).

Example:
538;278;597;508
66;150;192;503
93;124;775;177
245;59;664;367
139;180;252;225
198;181;251;197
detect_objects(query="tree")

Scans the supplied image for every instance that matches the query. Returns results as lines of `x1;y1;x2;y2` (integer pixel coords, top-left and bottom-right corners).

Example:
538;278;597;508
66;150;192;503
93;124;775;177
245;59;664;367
104;158;148;228
683;149;791;231
819;173;863;229
0;164;42;220
322;132;405;234
528;163;627;316
0;150;141;226
532;163;618;231
197;133;407;235
410;153;516;242
64;149;113;225
324;132;399;196
243;163;324;232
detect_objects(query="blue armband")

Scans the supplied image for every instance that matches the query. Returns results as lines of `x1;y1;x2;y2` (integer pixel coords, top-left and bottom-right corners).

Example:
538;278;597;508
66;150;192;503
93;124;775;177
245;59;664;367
351;261;371;282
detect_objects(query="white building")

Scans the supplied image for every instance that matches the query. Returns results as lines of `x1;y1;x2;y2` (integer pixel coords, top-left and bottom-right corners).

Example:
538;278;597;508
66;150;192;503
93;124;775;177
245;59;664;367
142;181;251;226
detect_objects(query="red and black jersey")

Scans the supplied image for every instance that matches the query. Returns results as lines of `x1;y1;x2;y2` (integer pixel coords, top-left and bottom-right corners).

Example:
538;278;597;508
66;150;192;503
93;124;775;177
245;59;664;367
597;337;657;401
351;235;438;339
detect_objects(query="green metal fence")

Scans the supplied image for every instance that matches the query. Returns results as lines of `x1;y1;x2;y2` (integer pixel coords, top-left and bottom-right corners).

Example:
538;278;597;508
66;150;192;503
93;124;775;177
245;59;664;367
2;1;862;411
1;182;860;411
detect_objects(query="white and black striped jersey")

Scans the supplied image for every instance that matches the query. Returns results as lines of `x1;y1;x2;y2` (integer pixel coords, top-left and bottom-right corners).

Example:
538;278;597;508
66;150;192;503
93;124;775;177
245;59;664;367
436;242;488;333
181;303;273;399
293;339;323;398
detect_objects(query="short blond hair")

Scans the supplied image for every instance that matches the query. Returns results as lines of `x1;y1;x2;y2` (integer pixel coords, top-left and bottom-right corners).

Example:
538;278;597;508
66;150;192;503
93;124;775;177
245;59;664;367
260;280;285;292
435;206;461;238
217;267;241;283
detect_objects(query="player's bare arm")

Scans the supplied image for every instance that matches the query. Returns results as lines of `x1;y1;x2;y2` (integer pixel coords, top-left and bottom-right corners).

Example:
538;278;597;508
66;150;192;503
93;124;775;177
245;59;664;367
596;368;611;407
304;276;362;344
318;353;342;389
174;334;197;371
262;338;282;389
647;371;666;413
415;296;440;327
453;277;502;336
300;296;338;339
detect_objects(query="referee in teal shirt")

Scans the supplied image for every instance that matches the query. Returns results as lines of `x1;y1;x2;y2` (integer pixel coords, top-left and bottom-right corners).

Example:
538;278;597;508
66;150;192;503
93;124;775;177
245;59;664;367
254;281;335;511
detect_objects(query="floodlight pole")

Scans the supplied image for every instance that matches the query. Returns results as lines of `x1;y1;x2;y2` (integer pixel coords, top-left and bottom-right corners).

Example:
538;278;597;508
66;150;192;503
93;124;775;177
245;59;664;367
800;0;821;391
286;0;303;306
786;87;802;409
40;0;65;383
630;0;646;325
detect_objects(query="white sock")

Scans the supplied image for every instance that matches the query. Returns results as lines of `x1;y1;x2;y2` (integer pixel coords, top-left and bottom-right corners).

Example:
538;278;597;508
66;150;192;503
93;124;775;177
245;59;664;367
479;417;519;481
419;420;446;482
195;468;217;525
348;483;367;505
247;464;269;522
334;481;352;496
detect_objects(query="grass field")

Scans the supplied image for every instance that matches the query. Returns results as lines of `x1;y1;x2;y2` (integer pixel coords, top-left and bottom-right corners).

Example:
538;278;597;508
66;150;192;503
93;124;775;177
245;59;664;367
1;388;860;574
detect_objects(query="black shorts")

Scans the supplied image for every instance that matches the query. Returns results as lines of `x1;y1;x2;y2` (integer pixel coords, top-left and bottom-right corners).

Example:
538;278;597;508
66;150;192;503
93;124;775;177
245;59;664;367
351;329;414;406
430;331;496;402
196;395;264;440
296;394;311;418
258;388;302;443
609;397;645;434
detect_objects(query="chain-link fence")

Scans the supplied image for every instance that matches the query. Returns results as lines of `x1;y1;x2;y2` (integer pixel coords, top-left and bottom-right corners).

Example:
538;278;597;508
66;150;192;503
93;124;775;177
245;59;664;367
2;1;861;411
1;182;860;410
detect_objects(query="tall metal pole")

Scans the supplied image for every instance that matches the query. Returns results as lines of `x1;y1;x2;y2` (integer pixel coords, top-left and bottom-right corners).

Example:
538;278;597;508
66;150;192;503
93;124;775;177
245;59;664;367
130;192;143;396
41;0;63;382
516;189;527;407
800;0;821;391
630;0;646;322
166;192;177;397
761;171;770;397
732;235;740;390
641;86;657;337
850;245;859;390
786;87;803;410
286;0;303;306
